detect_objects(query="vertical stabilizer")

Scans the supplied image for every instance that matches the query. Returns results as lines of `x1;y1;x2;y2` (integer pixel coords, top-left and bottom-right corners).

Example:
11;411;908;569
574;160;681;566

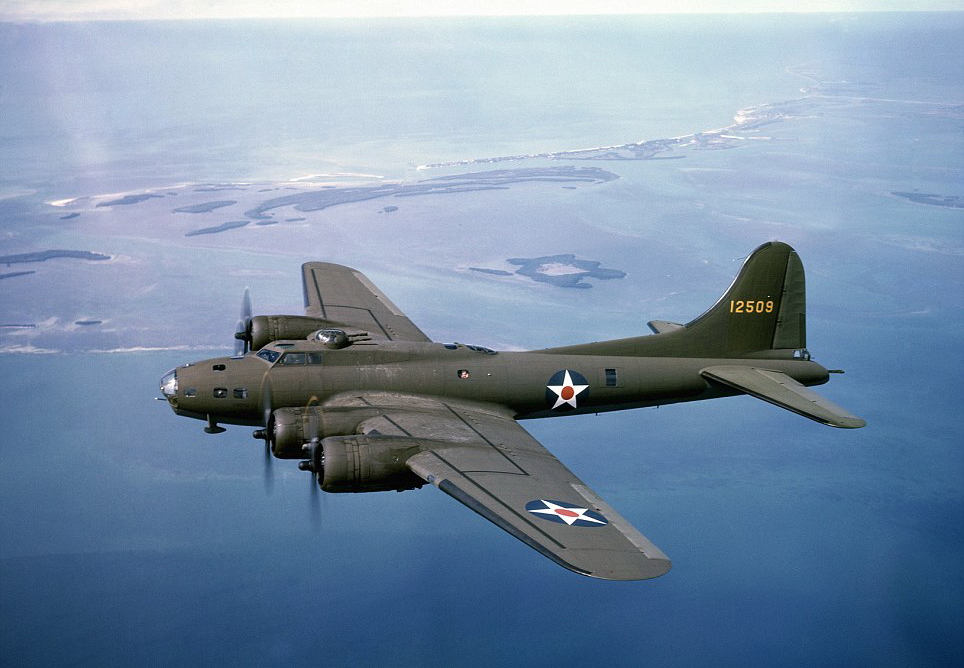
537;241;808;358
685;240;806;355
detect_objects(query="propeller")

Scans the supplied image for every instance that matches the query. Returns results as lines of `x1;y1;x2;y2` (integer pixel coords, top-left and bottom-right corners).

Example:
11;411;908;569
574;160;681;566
307;436;322;530
300;411;323;529
257;375;275;494
262;438;274;495
234;287;253;355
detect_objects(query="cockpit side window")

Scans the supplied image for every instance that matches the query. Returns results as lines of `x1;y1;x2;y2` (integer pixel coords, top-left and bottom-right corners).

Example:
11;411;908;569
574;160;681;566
257;349;280;363
278;352;306;365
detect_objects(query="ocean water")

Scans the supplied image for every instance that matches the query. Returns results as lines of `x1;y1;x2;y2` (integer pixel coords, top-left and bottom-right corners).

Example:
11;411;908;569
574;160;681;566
1;13;962;668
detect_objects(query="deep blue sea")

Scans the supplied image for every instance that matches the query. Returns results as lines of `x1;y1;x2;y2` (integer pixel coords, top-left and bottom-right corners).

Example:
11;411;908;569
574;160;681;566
1;13;962;668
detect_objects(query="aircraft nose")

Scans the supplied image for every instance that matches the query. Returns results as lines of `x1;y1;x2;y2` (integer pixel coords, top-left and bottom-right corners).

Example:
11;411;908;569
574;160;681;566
160;368;177;399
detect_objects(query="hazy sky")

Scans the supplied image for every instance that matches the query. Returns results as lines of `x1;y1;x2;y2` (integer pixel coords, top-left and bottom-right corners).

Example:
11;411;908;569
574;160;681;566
2;0;962;22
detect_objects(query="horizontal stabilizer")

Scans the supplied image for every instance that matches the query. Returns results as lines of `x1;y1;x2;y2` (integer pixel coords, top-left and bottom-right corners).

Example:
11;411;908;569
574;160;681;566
701;365;866;429
647;320;684;334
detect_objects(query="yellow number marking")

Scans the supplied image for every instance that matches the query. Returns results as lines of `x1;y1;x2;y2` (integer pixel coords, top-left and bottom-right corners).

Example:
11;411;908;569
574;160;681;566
729;300;774;314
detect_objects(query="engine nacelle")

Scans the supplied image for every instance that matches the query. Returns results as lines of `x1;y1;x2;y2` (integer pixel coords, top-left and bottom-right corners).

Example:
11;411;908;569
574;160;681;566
248;315;335;351
268;406;361;459
319;435;424;493
270;407;317;459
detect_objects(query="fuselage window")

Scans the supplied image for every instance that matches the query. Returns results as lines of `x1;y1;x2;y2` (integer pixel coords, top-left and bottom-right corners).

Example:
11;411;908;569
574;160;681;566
279;352;306;365
307;352;324;365
213;388;228;398
233;388;248;399
184;387;197;397
257;349;280;363
605;368;618;387
212;364;226;371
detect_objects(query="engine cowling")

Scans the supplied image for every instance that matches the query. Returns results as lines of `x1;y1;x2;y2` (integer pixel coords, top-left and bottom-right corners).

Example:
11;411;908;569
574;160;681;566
270;407;316;459
247;315;336;351
269;406;360;459
319;435;424;493
268;408;424;493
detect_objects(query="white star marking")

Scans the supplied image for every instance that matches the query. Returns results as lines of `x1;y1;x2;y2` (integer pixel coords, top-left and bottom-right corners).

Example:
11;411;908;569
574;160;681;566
528;500;607;526
546;370;589;410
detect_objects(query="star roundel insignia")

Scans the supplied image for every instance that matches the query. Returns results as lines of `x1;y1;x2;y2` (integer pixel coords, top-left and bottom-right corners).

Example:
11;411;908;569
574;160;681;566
525;499;608;527
545;369;589;411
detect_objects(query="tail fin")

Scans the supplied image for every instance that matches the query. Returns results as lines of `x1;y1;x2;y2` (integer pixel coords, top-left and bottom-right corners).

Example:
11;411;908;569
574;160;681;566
538;241;807;358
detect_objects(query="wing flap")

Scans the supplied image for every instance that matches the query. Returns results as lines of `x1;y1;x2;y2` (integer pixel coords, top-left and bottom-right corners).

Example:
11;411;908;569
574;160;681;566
301;262;431;342
701;365;866;429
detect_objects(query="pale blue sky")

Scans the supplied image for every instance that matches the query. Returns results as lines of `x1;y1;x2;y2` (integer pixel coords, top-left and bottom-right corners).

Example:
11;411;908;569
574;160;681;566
2;0;962;22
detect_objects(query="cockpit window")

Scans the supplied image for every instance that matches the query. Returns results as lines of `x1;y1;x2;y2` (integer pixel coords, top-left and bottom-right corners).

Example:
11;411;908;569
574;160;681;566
257;349;280;363
279;352;306;365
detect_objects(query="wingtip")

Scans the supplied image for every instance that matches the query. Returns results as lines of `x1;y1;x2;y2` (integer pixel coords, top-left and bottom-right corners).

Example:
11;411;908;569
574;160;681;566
586;556;672;581
831;416;867;429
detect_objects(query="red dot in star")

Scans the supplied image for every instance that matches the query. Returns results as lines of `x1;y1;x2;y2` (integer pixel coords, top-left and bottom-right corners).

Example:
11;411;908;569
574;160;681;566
561;386;575;400
555;508;579;517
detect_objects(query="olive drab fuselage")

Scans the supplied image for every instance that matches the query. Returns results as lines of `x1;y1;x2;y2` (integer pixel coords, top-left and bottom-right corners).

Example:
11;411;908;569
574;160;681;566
166;340;831;431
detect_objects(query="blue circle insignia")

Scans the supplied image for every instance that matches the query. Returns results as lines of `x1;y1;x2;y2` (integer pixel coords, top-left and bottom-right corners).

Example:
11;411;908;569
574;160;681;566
525;499;608;527
545;369;590;412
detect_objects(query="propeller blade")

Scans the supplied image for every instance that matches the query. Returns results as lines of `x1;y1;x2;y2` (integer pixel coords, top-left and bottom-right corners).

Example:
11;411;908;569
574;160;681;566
309;467;321;530
233;287;253;354
263;439;274;495
240;287;252;322
260;376;273;430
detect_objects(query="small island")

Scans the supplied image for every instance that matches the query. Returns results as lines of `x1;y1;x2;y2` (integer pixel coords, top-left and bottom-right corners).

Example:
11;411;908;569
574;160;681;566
174;200;237;214
509;255;626;288
0;250;110;266
96;194;163;207
471;254;626;288
185;221;249;237
891;191;963;209
0;270;36;280
469;267;513;277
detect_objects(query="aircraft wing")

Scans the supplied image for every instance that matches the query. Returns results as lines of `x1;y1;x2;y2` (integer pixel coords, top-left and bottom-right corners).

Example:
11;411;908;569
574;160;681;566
301;262;432;343
340;395;671;580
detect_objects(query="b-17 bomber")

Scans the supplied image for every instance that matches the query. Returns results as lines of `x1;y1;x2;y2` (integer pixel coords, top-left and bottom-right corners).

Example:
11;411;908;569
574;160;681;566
159;241;865;581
